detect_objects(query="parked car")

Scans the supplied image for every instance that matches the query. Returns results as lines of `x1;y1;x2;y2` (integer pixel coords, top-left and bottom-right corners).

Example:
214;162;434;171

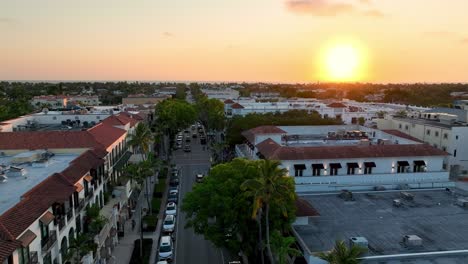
184;145;191;152
196;174;204;183
192;133;197;138
165;202;177;215
171;168;179;177
167;189;179;203
158;236;173;261
169;176;179;187
163;214;176;233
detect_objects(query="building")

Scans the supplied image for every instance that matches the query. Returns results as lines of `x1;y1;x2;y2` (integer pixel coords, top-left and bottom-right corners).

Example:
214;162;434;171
0;114;143;264
200;87;239;100
224;99;401;125
293;189;468;264
376;112;468;177
236;125;452;192
122;94;169;105
31;95;101;108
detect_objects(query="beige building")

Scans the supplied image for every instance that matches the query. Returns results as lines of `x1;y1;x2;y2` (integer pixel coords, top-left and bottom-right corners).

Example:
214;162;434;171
122;94;169;105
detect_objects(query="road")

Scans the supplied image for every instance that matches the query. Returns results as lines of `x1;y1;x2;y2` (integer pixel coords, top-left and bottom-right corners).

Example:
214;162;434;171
172;134;225;264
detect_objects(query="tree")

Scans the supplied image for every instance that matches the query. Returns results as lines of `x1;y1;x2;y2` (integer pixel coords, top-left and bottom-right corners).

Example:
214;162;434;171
357;117;365;126
64;234;95;264
241;159;296;264
317;240;367;264
128;123;152;161
270;230;302;264
196;96;225;132
182;158;296;263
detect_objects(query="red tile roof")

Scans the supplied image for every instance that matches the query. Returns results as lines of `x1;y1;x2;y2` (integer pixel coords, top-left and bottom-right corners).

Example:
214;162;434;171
382;130;424;143
102;113;140;128
241;126;286;143
0;131;102;150
231;103;245;109
0;239;20;263
224;99;235;104
87;123;126;149
256;139;448;160
295;199;320;217
327;102;347;108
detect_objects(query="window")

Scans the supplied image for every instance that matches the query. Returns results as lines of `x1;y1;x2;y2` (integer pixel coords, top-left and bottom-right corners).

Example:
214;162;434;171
347;163;359;175
52;116;57;120
413;160;426;172
442;146;447;151
75;116;79;120
294;164;306;177
364;162;376;175
312;164;324;176
329;163;342;176
399;124;402;129
433;144;438;148
40;222;49;240
96;116;100;120
456;135;459;140
19;246;30;264
443;133;448;139
454;149;457;157
435;131;439;137
397;161;410;173
405;125;409;131
426;129;431;135
43;253;52;264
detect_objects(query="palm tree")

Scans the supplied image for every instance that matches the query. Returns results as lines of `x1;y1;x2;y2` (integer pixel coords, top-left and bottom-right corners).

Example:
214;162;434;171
128;123;152;161
64;233;95;264
317;240;367;264
271;230;302;264
241;159;290;264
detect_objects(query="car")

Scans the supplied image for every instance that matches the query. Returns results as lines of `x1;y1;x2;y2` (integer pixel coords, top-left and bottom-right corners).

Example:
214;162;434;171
163;214;176;233
196;174;204;183
156;261;168;264
184;129;190;134
192;133;197;138
171;169;179;177
169;177;179;187
167;189;179;203
191;125;196;130
200;137;207;145
165;202;177;215
175;143;182;149
185;137;191;143
183;145;191;152
158;236;173;261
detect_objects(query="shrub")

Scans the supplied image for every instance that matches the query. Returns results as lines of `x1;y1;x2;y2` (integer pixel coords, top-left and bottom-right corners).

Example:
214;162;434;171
130;239;153;264
151;198;161;211
142;215;158;232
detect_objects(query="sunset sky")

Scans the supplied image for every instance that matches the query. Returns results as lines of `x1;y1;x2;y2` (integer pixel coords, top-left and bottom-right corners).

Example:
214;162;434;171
1;0;468;83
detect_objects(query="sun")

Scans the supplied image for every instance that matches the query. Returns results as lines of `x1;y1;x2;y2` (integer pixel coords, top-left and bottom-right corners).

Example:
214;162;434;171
323;44;363;82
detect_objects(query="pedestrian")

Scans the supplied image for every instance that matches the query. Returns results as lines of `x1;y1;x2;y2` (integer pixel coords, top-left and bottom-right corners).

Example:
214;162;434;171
131;219;136;230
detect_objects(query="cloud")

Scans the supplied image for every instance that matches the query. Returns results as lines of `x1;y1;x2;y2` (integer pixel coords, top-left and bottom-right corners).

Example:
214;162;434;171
286;0;355;16
162;32;174;37
362;9;384;17
285;0;384;17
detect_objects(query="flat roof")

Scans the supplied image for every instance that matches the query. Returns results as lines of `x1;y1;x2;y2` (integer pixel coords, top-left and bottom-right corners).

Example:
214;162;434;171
0;154;78;214
295;189;468;259
393;116;465;128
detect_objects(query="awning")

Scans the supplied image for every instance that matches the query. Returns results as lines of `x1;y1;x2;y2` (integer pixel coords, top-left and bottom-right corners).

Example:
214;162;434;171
364;162;376;168
84;175;93;182
347;162;359;168
397;161;410;166
74;183;84;192
294;164;306;170
329;163;342;169
17;229;37;247
39;212;55;225
414;160;426;166
113;151;133;171
312;164;324;169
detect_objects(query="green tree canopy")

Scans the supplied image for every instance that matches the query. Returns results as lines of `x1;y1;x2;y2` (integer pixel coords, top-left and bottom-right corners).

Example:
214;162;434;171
317;240;367;264
196;96;225;131
154;99;197;136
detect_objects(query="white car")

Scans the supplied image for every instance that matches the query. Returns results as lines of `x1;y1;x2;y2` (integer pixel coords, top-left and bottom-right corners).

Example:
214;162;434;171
196;174;204;183
156;261;168;264
163;214;176;233
158;236;173;261
165;202;177;215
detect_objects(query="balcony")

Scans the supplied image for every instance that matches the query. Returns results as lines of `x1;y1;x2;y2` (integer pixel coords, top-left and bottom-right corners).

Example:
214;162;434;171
75;198;85;213
66;208;74;222
57;217;66;231
41;231;57;253
86;188;95;200
235;144;252;158
29;251;38;264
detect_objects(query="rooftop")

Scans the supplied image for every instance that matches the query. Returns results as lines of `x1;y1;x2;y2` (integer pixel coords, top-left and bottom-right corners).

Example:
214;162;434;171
0;153;78;215
295;189;468;259
393;116;467;129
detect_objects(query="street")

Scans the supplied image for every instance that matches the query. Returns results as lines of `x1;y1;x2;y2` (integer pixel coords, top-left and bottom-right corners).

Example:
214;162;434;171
172;135;225;264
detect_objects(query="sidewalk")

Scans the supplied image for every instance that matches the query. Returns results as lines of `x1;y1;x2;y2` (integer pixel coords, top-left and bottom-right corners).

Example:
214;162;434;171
113;174;163;264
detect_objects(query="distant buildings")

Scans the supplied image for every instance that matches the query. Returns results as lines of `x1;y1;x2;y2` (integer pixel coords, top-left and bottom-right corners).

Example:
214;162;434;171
200;87;239;100
236;125;452;192
31;95;101;108
122;94;170;105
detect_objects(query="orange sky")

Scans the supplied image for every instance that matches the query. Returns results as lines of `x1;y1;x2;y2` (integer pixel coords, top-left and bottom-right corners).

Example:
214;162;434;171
1;0;468;83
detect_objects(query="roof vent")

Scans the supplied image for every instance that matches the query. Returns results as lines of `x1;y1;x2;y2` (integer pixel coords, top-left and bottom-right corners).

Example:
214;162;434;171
400;192;414;201
403;235;422;248
349;237;368;248
456;198;468;207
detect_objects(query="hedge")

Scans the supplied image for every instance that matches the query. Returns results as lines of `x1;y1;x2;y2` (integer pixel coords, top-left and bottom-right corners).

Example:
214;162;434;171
130;239;153;264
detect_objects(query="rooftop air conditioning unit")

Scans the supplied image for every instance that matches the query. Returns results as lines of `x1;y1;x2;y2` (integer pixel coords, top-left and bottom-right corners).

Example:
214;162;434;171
400;192;414;201
456;198;468;207
349;237;368;248
393;199;402;207
403;235;422;247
